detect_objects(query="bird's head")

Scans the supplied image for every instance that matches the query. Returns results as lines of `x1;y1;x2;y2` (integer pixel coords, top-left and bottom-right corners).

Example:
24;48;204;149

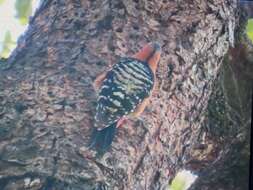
133;42;161;73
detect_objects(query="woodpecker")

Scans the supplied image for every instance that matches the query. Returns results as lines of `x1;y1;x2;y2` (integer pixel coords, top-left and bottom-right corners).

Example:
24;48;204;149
89;42;161;155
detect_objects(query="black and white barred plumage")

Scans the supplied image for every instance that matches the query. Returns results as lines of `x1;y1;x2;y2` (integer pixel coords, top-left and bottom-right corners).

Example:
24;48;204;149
88;42;161;155
95;57;154;130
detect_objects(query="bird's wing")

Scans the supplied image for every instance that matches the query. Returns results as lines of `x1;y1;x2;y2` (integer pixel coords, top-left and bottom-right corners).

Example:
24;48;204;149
130;96;151;118
94;58;154;130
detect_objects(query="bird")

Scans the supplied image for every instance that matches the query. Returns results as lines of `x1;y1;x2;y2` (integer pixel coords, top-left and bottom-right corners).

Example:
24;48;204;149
88;42;161;155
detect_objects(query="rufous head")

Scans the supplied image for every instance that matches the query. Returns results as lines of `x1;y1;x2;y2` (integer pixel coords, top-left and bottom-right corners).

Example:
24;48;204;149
133;42;161;73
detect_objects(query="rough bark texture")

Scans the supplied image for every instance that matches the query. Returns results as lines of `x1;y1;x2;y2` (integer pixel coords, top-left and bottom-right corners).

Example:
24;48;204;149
0;0;244;190
188;8;252;190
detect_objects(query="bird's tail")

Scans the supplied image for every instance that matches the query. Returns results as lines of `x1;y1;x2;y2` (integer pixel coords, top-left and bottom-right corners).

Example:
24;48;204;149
88;122;117;155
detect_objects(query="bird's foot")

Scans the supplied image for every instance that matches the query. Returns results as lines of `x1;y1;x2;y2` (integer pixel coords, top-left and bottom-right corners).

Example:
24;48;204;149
116;117;127;128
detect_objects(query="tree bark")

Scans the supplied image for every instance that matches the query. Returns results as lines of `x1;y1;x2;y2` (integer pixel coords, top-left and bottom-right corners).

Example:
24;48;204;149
0;0;243;189
188;7;252;189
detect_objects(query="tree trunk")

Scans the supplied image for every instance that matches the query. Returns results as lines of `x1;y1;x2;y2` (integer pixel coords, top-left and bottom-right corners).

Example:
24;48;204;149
0;0;244;189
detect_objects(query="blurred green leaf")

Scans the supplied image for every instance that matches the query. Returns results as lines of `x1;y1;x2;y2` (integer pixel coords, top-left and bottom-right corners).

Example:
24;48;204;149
246;19;253;43
0;0;5;5
169;170;197;190
15;0;32;25
0;31;16;58
170;177;186;190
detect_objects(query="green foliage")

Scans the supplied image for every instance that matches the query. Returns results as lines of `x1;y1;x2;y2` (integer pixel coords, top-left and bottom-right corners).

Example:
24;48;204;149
0;0;35;58
0;31;16;58
246;19;253;43
169;170;197;190
0;0;5;5
15;0;32;25
170;177;186;190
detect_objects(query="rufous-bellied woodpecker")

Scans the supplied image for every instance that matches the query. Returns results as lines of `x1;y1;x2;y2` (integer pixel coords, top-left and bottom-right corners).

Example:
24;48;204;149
88;42;161;155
